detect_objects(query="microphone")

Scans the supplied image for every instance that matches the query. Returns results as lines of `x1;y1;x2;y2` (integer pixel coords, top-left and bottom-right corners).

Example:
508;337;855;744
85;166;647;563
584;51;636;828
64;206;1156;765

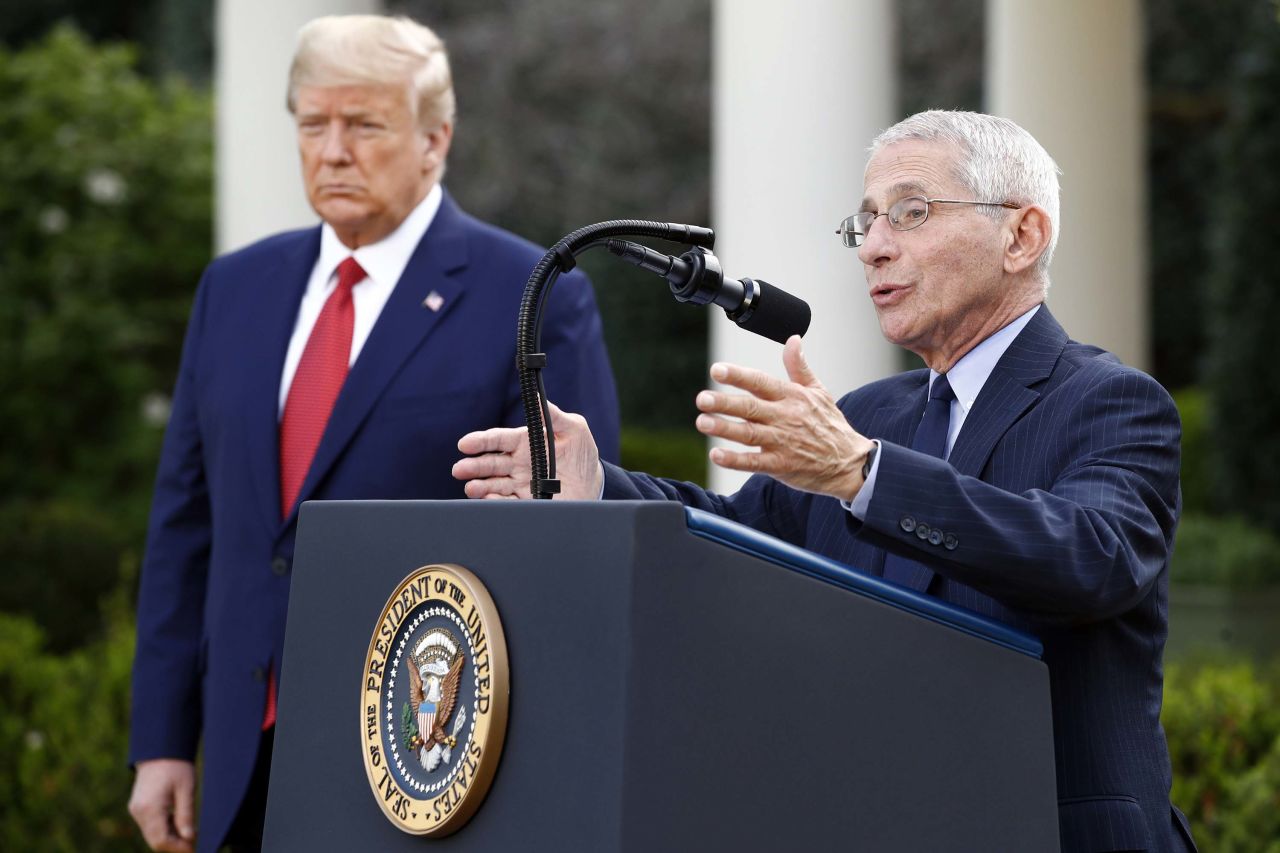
605;240;811;344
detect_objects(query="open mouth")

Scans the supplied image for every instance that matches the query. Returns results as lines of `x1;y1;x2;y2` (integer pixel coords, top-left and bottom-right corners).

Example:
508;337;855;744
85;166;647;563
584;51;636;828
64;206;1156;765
870;283;909;305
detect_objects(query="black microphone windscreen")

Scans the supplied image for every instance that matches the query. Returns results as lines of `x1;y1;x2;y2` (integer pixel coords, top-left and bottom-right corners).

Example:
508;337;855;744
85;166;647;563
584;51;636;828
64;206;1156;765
736;279;811;344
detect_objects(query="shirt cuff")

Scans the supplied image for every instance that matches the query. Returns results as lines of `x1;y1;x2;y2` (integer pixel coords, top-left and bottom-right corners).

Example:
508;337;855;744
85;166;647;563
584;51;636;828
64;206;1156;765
841;439;881;520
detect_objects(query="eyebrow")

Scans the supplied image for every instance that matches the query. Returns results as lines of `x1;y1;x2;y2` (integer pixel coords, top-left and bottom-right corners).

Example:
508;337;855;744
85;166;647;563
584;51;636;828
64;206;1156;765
295;107;386;122
860;181;930;212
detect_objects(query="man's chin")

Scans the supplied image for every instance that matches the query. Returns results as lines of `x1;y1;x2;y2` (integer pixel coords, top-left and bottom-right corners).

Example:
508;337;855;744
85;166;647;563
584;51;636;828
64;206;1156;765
312;201;373;230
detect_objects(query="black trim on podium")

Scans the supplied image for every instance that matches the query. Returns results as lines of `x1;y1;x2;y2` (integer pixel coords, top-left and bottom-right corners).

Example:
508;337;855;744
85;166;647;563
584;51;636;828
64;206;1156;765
264;500;1059;852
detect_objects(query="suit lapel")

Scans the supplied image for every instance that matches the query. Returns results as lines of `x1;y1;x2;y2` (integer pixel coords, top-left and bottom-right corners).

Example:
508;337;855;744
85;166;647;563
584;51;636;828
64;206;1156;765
947;306;1066;477
280;194;471;531
877;307;1067;592
246;229;320;532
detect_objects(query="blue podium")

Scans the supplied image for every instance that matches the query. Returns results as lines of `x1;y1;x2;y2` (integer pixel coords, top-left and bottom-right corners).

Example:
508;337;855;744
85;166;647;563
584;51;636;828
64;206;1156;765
265;500;1058;851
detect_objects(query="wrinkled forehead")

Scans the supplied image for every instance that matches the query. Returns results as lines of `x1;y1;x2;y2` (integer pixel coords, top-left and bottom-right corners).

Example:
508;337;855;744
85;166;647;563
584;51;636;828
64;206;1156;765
860;140;963;211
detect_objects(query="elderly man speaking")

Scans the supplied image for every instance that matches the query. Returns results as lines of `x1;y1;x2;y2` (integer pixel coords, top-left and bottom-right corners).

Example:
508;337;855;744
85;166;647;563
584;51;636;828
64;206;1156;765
455;111;1196;852
127;14;619;853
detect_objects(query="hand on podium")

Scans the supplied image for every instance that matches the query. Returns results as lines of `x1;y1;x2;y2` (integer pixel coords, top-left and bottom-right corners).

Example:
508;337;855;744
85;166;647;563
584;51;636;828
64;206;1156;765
454;402;604;499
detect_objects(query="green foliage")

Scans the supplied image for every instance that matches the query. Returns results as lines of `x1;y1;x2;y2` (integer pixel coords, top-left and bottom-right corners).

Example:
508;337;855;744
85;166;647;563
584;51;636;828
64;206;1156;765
1173;388;1210;516
0;597;145;851
1164;661;1280;852
620;428;708;487
1203;3;1280;534
1171;513;1280;589
0;25;211;641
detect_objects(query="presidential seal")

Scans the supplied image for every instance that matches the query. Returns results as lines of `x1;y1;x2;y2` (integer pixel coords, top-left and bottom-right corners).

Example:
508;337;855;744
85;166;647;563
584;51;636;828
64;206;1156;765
361;564;509;836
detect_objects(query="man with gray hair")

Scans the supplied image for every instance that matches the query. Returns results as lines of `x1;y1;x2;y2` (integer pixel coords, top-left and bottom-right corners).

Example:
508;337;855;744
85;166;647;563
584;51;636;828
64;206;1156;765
127;14;619;852
455;110;1196;851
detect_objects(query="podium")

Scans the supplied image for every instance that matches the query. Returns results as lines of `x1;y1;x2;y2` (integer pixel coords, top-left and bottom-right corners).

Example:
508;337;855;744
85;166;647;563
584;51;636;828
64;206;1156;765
264;500;1059;851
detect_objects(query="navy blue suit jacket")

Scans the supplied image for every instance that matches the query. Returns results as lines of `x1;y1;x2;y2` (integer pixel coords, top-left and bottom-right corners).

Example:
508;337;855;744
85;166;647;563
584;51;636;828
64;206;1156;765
129;191;620;851
604;307;1195;852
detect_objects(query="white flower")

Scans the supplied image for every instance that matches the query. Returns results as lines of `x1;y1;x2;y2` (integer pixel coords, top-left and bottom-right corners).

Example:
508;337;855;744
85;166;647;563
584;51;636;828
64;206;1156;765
38;206;69;235
141;392;172;427
84;168;127;205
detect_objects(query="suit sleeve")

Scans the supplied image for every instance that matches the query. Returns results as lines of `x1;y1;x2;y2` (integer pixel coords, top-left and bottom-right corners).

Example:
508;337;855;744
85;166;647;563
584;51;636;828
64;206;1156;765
602;462;815;548
507;267;622;464
128;268;213;765
860;369;1181;622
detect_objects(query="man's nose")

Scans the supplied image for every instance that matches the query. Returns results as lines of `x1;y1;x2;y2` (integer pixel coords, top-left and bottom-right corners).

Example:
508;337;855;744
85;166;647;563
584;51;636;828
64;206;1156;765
320;123;352;164
856;215;898;265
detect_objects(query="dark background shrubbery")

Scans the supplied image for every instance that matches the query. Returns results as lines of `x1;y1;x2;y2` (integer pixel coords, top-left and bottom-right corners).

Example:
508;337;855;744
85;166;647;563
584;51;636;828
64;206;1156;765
2;1;1280;850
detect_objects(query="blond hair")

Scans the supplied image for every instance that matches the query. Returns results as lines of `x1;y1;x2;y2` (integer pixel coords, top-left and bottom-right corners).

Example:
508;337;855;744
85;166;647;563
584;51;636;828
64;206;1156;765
287;15;455;131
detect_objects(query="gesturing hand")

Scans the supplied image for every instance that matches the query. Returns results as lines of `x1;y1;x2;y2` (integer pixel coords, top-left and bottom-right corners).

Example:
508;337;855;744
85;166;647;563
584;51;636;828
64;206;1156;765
695;335;874;501
453;402;603;500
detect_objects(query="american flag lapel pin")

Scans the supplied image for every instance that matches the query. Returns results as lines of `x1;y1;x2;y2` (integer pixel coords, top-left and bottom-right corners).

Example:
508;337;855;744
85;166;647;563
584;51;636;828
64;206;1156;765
423;290;445;312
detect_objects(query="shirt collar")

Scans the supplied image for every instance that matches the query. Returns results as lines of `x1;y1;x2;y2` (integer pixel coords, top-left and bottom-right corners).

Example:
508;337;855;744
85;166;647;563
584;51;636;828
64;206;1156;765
315;182;443;291
931;304;1041;413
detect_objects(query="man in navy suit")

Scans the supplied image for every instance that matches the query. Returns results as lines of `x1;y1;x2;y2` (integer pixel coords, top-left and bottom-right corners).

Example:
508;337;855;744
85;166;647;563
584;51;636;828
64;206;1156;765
455;111;1196;852
126;15;619;852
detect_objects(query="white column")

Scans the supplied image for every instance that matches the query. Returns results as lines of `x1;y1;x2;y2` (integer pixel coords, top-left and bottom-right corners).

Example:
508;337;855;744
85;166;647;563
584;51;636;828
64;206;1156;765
216;0;380;253
710;0;897;492
986;0;1146;369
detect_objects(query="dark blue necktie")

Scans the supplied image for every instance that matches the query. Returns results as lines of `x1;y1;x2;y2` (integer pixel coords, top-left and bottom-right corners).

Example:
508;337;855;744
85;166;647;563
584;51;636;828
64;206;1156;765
882;374;955;587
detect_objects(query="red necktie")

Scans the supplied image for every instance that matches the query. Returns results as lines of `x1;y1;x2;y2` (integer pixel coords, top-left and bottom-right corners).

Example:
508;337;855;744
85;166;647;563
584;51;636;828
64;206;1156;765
265;257;366;731
278;256;366;518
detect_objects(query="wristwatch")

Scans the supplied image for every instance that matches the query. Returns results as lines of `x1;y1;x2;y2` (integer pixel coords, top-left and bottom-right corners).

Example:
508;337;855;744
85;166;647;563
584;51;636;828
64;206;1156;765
861;440;879;480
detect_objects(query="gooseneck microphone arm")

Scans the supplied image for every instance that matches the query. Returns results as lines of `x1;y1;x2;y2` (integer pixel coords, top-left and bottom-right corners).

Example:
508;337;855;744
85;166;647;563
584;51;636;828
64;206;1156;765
518;221;811;500
518;221;716;500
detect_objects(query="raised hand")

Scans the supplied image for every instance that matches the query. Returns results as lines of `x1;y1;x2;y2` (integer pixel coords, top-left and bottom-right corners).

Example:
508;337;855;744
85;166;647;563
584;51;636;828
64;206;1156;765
694;335;874;501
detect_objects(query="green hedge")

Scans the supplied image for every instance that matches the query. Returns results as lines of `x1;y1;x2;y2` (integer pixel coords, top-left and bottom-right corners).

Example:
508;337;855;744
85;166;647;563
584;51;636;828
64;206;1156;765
1172;512;1280;589
619;427;708;487
0;25;212;651
0;597;143;852
1164;660;1280;851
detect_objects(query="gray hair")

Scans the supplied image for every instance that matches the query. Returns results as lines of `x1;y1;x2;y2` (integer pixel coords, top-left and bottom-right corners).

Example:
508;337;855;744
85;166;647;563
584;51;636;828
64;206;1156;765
287;15;455;132
869;110;1061;284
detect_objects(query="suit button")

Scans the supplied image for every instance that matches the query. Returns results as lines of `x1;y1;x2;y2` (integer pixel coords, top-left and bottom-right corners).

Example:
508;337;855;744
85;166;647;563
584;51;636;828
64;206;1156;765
928;529;943;546
900;516;917;533
915;523;931;540
271;556;290;576
944;534;959;551
252;666;266;683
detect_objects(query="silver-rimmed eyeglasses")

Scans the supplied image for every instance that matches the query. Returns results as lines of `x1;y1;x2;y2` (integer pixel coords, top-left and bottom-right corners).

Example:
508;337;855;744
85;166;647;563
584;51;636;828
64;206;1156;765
836;197;1021;247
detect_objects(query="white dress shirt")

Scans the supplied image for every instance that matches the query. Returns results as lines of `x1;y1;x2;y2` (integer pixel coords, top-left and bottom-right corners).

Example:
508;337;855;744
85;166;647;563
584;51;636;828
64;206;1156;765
846;304;1041;519
277;184;443;416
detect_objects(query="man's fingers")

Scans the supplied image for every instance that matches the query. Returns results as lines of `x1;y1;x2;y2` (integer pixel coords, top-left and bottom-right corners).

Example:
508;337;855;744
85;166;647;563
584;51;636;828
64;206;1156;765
708;446;781;474
696;413;770;448
782;335;821;388
464;477;528;500
709;361;789;401
452;453;519;481
456;426;526;456
696;389;769;422
172;770;196;842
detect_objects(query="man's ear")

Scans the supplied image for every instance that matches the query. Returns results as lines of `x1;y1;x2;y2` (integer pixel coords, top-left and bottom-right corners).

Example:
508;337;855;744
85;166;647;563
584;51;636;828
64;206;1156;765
422;121;453;175
1003;205;1052;275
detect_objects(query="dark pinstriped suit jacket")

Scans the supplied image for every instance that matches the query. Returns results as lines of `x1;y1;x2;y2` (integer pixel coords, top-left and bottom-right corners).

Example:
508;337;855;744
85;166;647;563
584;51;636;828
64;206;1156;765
604;306;1197;853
